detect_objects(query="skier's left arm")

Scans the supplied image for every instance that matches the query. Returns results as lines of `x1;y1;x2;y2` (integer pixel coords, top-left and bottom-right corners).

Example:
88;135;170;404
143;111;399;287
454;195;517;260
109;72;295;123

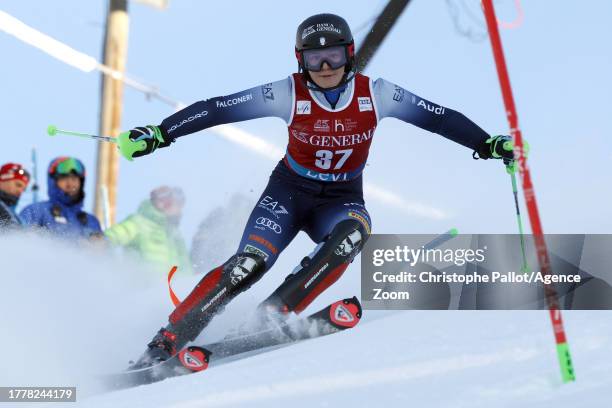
372;78;514;161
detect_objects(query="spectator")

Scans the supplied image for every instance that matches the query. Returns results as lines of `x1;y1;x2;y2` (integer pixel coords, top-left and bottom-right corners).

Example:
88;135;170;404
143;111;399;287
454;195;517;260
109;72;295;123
105;186;192;275
20;157;102;240
0;163;30;230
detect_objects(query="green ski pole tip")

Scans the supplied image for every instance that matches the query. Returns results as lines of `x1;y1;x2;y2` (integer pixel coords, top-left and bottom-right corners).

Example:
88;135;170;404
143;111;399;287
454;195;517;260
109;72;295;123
47;125;58;136
449;228;459;236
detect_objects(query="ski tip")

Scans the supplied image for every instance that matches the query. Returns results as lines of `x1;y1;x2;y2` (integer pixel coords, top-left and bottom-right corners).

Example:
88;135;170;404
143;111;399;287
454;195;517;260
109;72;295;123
329;297;362;329
449;228;459;236
178;346;212;373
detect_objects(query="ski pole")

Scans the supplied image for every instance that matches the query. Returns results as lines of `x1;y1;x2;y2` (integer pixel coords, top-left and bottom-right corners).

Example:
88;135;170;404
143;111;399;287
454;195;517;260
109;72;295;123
47;124;117;143
423;228;459;250
507;164;529;273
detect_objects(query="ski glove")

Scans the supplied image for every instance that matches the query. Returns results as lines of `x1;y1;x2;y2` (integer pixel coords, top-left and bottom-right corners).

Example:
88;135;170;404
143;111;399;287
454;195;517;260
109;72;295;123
118;125;172;161
475;135;515;162
474;135;529;173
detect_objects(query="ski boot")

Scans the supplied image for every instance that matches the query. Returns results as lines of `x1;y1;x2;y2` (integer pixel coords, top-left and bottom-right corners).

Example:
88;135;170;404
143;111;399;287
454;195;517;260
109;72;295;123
128;328;178;370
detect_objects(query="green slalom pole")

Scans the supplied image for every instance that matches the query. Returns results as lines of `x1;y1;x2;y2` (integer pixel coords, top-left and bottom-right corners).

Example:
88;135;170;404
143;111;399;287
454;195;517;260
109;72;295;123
556;341;576;382
47;125;117;143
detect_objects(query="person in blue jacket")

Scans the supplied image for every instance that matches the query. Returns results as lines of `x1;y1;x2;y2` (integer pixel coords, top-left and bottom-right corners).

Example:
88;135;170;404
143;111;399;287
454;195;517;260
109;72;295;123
20;157;102;240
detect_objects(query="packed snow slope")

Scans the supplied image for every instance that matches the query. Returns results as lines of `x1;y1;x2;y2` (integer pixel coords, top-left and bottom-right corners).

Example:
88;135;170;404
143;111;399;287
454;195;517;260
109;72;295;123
1;233;610;408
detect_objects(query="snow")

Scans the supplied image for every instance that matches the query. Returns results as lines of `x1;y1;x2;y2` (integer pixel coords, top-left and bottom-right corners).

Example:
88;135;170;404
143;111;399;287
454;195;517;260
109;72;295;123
1;233;611;407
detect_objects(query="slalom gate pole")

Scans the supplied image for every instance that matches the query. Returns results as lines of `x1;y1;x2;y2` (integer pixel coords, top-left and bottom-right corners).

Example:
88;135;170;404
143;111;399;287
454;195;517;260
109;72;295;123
481;0;575;382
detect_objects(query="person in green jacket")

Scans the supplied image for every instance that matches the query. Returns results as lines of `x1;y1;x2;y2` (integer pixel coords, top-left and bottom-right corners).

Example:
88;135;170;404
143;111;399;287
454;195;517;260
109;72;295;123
106;186;192;276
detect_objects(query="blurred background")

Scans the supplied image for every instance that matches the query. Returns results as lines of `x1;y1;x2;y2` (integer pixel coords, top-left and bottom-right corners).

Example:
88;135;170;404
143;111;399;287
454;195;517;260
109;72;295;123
1;0;610;249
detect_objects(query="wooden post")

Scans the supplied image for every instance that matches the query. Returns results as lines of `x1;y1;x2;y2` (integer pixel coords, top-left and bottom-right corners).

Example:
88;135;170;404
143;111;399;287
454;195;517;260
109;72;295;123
94;0;129;226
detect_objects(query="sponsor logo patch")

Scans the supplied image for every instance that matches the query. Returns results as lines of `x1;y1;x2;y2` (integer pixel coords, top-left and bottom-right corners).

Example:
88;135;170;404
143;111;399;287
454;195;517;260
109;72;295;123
200;287;227;313
257;195;289;219
343;202;365;208
296;100;311;115
178;348;209;372
255;217;282;234
243;244;269;261
248;234;278;255
167;110;208;133
302;25;316;39
289;127;376;147
348;210;371;235
314;119;330;132
334;230;363;257
304;262;329;289
182;351;205;368
333;303;355;323
216;93;253;108
358;97;373;112
261;83;274;101
301;23;341;40
334;119;345;132
416;99;445;115
393;86;405;103
291;129;309;143
229;266;248;285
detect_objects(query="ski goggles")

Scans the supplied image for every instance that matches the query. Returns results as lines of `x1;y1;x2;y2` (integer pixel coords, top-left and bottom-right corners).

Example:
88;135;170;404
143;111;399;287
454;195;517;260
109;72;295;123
49;157;85;178
302;46;348;72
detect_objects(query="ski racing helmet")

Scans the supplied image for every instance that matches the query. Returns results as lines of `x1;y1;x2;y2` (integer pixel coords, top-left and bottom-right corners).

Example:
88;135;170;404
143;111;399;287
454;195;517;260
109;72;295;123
295;13;356;90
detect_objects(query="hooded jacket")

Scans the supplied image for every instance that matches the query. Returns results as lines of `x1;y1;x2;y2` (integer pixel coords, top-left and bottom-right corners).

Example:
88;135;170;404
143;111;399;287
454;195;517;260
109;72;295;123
19;160;101;239
105;200;192;275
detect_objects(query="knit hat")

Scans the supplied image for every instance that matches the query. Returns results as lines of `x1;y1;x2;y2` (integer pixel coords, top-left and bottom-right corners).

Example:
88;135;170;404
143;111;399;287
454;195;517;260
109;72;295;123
0;163;30;185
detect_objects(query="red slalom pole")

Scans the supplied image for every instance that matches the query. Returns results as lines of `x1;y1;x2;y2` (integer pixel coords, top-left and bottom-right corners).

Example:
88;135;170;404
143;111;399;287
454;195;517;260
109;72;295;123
481;0;575;382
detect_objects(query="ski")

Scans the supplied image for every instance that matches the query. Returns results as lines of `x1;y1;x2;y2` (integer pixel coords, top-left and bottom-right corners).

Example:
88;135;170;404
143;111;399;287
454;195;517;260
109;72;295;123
102;297;362;390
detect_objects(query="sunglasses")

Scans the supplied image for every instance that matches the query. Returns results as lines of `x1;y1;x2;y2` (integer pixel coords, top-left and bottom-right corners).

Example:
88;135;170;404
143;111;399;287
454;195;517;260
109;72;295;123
302;46;348;72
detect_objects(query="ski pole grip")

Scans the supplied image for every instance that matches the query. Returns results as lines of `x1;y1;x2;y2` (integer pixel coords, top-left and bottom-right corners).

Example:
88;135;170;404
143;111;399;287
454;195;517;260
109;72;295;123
117;131;146;161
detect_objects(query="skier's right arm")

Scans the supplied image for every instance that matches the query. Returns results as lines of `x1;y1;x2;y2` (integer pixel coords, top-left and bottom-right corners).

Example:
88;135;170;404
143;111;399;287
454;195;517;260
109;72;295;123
118;78;293;160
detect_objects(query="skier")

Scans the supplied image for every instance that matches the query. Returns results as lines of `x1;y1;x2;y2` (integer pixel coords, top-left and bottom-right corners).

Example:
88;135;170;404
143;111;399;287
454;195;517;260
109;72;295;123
20;157;103;240
0;163;30;230
118;14;515;368
105;186;193;276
